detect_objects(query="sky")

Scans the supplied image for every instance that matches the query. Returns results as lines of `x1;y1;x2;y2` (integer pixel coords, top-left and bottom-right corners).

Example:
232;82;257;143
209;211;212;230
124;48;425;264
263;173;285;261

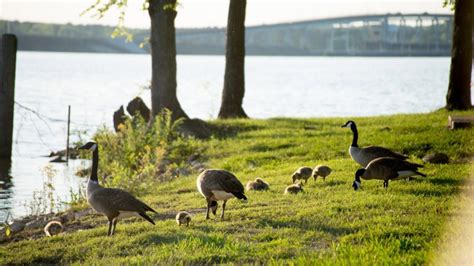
0;0;451;29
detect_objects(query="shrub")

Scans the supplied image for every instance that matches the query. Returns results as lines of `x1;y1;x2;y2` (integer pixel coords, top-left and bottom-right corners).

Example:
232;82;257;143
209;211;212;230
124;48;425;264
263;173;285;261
92;109;199;195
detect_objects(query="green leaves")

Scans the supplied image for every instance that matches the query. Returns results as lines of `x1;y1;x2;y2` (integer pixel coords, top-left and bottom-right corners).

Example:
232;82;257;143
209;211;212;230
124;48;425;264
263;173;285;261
94;109;197;195
4;226;11;237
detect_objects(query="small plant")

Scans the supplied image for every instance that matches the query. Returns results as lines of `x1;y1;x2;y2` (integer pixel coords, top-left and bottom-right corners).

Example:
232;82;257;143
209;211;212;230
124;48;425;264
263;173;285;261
1;211;13;238
66;185;86;208
23;165;68;216
93;109;199;195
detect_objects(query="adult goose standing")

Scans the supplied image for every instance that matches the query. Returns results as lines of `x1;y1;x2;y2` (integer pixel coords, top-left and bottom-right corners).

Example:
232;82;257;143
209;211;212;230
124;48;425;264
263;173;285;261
78;142;156;236
196;169;247;220
352;157;426;190
341;120;408;167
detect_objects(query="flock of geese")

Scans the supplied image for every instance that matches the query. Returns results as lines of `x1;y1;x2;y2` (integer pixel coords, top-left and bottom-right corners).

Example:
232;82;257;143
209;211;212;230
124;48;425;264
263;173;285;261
78;120;426;236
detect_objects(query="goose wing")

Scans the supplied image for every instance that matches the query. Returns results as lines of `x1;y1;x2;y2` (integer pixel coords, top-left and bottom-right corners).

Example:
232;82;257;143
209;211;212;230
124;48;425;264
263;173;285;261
367;157;423;179
90;188;156;213
363;145;408;160
215;170;246;199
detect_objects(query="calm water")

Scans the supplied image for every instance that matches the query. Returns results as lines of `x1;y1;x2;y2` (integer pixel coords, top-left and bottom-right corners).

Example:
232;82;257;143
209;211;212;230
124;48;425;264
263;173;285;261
1;51;470;221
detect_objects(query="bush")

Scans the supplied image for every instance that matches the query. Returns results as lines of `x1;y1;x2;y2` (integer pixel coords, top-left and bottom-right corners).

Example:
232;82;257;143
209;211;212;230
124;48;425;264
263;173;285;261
93;109;199;195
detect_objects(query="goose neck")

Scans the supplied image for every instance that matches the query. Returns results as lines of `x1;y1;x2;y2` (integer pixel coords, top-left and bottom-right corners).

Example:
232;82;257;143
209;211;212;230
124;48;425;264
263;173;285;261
350;124;358;147
90;149;99;183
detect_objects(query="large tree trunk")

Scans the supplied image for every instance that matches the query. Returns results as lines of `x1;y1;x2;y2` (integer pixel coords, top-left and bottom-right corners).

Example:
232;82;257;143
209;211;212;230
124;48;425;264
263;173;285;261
148;0;188;121
446;0;473;110
218;0;248;119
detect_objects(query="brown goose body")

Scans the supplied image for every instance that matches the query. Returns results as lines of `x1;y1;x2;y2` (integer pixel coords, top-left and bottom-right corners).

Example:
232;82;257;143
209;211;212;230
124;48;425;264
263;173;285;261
246;178;269;191
312;165;332;181
196;169;247;220
79;142;156;236
350;145;408;167
292;167;313;184
353;157;426;190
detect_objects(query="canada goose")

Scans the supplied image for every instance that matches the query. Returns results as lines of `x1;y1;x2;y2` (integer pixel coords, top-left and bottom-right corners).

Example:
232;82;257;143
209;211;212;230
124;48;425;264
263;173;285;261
341;120;408;167
176;211;192;226
352;157;426;190
44;221;63;237
245;177;269;191
284;183;304;194
312;165;332;181
78;142;157;236
291;167;313;184
196;169;247;220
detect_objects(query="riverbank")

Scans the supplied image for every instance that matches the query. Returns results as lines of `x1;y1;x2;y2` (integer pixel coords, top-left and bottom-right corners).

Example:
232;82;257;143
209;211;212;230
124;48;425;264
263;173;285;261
0;110;473;264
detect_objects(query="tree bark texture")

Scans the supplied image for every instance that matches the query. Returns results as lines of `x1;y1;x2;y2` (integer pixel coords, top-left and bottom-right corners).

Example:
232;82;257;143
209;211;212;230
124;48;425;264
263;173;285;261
446;0;472;110
148;0;189;120
218;0;248;119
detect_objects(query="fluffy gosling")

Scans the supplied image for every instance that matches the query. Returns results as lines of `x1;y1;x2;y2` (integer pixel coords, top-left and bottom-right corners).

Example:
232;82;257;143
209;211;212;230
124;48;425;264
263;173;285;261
176;211;192;226
284;183;304;194
312;165;332;181
246;177;269;191
291;167;312;184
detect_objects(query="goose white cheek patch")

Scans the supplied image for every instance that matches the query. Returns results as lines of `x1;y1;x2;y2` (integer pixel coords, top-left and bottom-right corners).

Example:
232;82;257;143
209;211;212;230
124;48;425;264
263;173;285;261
90;144;97;151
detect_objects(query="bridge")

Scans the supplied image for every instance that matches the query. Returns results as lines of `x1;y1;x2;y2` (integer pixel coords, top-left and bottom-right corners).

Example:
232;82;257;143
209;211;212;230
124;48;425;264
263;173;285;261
176;13;455;56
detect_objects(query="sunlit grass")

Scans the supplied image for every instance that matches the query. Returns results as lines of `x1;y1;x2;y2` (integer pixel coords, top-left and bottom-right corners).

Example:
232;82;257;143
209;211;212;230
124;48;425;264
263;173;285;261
0;110;473;264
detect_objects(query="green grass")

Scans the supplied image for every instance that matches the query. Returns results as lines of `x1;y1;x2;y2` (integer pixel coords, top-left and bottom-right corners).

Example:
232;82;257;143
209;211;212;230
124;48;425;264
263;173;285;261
1;110;473;264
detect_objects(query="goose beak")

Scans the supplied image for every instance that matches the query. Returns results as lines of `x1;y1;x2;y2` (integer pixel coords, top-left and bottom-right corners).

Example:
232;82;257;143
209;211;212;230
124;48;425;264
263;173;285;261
77;144;87;150
352;181;361;191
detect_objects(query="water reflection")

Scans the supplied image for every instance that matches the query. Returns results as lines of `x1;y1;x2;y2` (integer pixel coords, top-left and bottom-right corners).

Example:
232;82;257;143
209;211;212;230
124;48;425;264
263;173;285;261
0;160;13;218
0;159;12;189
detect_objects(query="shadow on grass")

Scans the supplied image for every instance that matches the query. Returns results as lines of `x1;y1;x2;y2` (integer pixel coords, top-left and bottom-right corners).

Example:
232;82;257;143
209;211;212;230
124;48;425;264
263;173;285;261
207;123;264;139
427;178;462;187
319;180;346;187
400;188;456;197
246;143;294;152
134;232;186;246
258;218;358;236
31;255;63;264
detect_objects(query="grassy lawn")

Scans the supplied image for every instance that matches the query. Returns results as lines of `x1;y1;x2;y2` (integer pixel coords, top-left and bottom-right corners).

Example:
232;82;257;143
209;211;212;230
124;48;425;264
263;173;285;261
1;110;473;264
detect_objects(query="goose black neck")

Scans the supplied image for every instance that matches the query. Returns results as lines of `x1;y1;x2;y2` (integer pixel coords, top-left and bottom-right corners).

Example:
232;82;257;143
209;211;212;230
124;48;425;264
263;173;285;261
350;123;358;147
355;169;365;182
355;175;361;183
90;149;99;182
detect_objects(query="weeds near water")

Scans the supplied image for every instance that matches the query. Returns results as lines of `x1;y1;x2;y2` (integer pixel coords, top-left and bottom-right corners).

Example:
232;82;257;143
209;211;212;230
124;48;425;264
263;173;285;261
67;185;86;207
23;165;68;216
93;109;200;195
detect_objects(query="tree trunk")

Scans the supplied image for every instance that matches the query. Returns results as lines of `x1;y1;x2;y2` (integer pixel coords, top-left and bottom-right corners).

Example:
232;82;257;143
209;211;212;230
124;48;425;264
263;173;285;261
446;0;472;110
148;0;188;121
218;0;248;119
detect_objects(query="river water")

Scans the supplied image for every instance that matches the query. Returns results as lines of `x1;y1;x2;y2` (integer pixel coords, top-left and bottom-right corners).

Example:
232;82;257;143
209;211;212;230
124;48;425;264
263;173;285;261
1;51;471;221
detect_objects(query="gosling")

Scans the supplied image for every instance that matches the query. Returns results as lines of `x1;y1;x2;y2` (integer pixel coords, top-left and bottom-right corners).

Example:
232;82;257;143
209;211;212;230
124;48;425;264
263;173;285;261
291;167;313;184
246;177;269;191
176;211;192;226
312;165;332;181
284;183;304;194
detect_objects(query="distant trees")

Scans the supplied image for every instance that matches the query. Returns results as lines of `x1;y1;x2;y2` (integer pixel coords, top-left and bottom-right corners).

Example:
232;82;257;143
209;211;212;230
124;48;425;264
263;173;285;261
445;0;472;110
218;0;248;119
